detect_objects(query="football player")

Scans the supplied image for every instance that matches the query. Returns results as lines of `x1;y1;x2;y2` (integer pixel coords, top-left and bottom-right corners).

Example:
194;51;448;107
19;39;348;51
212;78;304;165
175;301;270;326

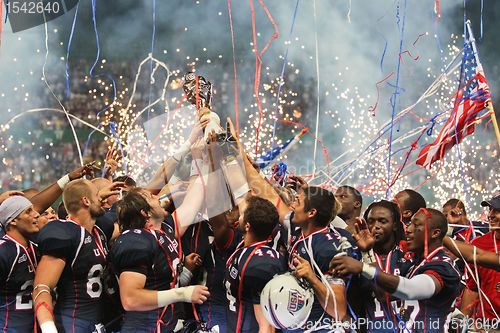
111;188;209;332
332;208;461;332
33;179;121;333
0;196;40;332
224;196;286;333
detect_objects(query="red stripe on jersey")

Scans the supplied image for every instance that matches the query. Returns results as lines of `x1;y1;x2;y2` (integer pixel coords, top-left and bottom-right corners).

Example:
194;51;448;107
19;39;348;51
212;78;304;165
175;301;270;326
423;270;444;289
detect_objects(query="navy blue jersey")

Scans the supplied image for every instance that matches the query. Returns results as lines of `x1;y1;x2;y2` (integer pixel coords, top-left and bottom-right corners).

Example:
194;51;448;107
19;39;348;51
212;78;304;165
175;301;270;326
199;227;242;330
362;246;414;333
284;212;357;331
37;219;112;327
111;227;180;332
400;247;461;332
0;235;39;332
225;242;286;333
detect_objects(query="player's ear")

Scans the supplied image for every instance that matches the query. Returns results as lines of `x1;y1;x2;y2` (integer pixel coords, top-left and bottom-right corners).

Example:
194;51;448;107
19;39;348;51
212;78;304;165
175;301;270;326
81;196;91;208
402;210;413;220
431;228;441;240
354;200;361;209
308;208;317;219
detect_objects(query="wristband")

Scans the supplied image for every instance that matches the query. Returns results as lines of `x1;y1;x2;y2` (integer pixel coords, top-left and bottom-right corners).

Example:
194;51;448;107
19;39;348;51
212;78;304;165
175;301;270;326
361;249;376;264
361;263;377;280
190;159;203;177
157;286;195;307
57;174;70;190
173;140;192;162
40;321;58;333
178;267;193;286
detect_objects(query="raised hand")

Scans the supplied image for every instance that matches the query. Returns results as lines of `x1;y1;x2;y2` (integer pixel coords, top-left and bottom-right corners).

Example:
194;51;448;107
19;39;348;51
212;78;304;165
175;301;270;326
98;182;126;201
286;174;308;191
103;147;123;180
353;217;375;252
69;161;100;180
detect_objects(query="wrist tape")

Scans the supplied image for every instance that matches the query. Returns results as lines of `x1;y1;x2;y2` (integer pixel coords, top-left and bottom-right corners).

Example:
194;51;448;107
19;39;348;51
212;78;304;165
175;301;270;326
157;286;195;307
57;174;70;190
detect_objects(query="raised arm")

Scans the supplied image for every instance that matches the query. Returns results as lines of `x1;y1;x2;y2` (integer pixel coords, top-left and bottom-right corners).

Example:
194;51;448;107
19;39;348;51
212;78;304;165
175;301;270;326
171;139;208;238
227;117;291;224
444;235;500;271
31;162;97;214
146;109;209;194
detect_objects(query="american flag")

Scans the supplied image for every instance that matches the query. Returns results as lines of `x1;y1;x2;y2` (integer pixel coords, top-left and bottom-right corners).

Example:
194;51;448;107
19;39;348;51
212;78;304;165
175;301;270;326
416;21;492;167
255;128;307;169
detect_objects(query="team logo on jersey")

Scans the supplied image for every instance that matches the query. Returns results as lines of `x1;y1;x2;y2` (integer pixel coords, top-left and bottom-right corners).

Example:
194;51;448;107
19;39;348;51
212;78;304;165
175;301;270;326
133;230;142;234
18;253;27;263
287;289;305;312
158;236;165;245
230;267;238;279
84;236;92;244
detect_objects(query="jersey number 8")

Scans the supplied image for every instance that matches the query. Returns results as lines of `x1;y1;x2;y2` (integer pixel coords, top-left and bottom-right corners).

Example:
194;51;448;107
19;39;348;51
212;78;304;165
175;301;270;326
86;264;104;299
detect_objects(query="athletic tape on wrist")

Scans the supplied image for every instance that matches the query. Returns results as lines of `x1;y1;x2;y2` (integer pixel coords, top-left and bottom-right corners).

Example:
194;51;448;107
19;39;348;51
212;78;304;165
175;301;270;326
361;263;377;280
157;286;195;307
57;174;70;190
173;140;192;162
40;321;57;333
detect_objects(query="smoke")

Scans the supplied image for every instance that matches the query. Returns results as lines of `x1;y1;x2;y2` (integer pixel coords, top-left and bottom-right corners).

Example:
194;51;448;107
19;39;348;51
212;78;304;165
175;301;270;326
1;0;498;209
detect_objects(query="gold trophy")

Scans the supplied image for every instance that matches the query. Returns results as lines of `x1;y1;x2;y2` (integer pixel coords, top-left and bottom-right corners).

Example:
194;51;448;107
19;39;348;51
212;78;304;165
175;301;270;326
182;72;224;141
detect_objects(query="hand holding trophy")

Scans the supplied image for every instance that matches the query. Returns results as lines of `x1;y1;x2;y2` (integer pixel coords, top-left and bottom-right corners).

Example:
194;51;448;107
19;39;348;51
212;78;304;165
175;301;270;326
182;72;236;159
182;72;224;142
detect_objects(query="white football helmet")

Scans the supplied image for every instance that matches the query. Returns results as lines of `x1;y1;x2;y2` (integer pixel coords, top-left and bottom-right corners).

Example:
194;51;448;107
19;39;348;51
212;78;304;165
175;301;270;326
260;272;314;329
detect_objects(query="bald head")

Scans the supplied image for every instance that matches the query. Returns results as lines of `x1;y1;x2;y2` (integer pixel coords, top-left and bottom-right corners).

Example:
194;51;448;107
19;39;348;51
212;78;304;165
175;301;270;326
426;208;448;240
63;179;95;215
91;178;112;191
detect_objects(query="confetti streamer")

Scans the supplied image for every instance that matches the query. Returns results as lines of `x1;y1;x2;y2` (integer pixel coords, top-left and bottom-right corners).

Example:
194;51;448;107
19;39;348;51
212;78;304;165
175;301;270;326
270;0;300;151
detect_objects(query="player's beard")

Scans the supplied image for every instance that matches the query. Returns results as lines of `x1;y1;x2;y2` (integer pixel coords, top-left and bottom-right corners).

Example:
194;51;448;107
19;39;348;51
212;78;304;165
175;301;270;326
90;201;105;218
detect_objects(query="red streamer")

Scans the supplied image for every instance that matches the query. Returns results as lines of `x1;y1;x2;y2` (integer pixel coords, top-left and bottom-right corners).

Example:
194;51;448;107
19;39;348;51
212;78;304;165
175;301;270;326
368;72;394;115
250;0;279;155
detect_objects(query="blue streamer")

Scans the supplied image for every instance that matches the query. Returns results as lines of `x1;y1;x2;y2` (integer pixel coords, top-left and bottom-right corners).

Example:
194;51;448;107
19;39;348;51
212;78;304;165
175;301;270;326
145;0;156;170
4;0;8;23
82;0;120;164
385;0;407;199
65;2;80;99
480;0;483;41
270;0;300;152
159;189;181;201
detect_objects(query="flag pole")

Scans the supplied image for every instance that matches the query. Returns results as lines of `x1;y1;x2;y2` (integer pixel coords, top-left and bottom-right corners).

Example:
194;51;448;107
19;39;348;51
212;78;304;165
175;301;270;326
487;102;500;150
